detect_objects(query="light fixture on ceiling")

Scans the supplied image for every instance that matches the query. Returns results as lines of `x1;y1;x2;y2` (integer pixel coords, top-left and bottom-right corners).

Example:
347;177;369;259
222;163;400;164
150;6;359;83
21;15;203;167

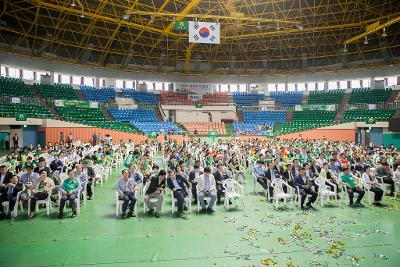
71;0;76;7
256;22;261;29
80;8;85;18
149;15;154;23
382;27;387;37
297;25;304;30
343;44;348;53
364;36;368;45
122;14;130;20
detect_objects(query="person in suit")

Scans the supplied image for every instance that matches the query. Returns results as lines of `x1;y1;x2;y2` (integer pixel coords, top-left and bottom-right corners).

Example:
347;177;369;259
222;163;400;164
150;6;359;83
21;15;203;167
81;160;95;200
320;162;340;197
265;162;280;199
281;163;295;187
362;165;383;206
3;174;24;219
294;167;318;209
197;167;217;213
213;164;226;204
144;170;166;218
12;133;19;149
167;169;191;217
252;160;269;190
310;159;321;178
188;164;202;203
273;158;282;175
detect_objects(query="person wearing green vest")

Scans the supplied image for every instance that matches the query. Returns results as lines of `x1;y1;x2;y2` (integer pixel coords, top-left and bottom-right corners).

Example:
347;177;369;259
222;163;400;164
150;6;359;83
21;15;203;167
58;169;80;218
340;167;365;206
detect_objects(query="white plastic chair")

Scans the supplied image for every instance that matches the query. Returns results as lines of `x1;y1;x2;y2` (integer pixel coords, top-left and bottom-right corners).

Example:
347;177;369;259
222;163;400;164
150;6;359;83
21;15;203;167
361;179;375;205
375;176;391;195
170;189;192;214
58;189;81;214
271;179;293;209
1;191;24;218
115;191;138;217
338;175;361;205
222;178;245;211
28;190;53;216
93;164;105;186
314;177;337;206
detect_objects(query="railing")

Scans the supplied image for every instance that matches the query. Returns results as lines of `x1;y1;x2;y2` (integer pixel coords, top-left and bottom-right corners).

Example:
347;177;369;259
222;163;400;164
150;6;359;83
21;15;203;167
345;102;400;110
0;96;46;105
0;112;52;119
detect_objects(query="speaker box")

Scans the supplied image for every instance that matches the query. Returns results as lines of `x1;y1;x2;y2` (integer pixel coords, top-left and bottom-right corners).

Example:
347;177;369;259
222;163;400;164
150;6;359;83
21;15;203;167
389;118;400;132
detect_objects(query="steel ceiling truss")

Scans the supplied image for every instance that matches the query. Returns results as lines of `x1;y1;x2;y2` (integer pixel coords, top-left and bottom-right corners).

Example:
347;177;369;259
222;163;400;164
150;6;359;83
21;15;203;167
1;0;399;74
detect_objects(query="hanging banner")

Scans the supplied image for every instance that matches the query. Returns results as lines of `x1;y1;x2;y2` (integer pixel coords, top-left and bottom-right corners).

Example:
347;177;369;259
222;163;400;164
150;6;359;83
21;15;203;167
147;131;158;138
175;21;188;31
208;131;218;138
11;97;21;104
15;113;27;121
54;100;99;109
296;104;336;111
366;117;376;124
188;94;202;101
368;104;376;110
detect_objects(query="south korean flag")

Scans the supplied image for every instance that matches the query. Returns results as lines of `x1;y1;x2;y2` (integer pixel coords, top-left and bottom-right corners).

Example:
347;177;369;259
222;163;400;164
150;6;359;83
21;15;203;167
189;21;220;44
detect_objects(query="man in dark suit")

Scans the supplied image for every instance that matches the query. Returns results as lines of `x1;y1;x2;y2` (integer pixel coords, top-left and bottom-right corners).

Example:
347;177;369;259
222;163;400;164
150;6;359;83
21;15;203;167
310;159;321;178
281;163;295;186
144;170;166;218
265;162;280;199
82;160;95;200
0;164;14;218
34;158;51;175
188;164;202;203
294;167;318;209
167;169;191;217
273;158;282;175
213;164;227;204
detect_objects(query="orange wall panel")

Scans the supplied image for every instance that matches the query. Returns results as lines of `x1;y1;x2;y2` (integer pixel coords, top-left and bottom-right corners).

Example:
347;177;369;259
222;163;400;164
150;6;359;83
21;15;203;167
279;129;355;142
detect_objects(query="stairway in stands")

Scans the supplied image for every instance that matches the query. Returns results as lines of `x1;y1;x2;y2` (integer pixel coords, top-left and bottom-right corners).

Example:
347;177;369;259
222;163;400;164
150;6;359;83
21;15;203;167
101;105;113;120
29;84;62;120
75;89;86;101
285;110;293;122
334;92;351;123
302;93;309;105
385;90;400;104
236;109;244;122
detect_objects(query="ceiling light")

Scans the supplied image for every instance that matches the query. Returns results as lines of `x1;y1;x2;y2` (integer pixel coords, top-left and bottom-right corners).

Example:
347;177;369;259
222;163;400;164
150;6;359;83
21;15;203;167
71;0;76;7
343;44;348;53
257;22;261;29
80;8;85;18
382;28;387;37
122;14;130;20
297;25;304;30
364;36;368;45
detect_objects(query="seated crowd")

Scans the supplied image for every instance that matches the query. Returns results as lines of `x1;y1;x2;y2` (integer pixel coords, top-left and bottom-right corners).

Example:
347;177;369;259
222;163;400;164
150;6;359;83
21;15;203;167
1;135;400;220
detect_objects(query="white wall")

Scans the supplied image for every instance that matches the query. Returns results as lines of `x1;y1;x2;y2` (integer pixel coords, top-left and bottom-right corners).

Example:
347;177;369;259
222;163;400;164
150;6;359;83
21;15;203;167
1;52;400;85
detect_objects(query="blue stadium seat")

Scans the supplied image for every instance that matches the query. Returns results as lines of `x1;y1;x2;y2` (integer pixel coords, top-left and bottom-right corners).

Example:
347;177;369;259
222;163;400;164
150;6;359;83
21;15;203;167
232;122;273;135
80;85;116;102
242;110;286;124
270;92;303;106
122;89;158;105
232;92;265;106
108;108;157;122
129;121;180;134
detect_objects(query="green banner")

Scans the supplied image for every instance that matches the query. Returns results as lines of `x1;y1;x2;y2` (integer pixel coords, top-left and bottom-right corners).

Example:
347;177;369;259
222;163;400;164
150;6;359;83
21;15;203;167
266;131;274;138
195;102;203;108
15;113;27;121
175;21;188;31
295;104;336;111
54;99;99;109
147;131;157;138
208;131;218;138
366;117;376;124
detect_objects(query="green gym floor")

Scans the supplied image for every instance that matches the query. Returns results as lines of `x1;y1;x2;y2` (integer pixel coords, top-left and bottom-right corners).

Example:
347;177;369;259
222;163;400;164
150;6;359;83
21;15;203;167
1;151;400;267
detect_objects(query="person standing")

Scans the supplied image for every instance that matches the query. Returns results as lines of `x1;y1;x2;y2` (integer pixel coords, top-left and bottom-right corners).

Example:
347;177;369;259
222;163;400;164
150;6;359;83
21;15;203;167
60;132;64;144
92;133;97;146
4;133;10;150
12;133;19;149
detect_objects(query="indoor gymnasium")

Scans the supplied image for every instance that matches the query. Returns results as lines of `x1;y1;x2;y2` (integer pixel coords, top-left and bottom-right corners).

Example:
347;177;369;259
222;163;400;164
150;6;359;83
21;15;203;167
1;0;400;266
